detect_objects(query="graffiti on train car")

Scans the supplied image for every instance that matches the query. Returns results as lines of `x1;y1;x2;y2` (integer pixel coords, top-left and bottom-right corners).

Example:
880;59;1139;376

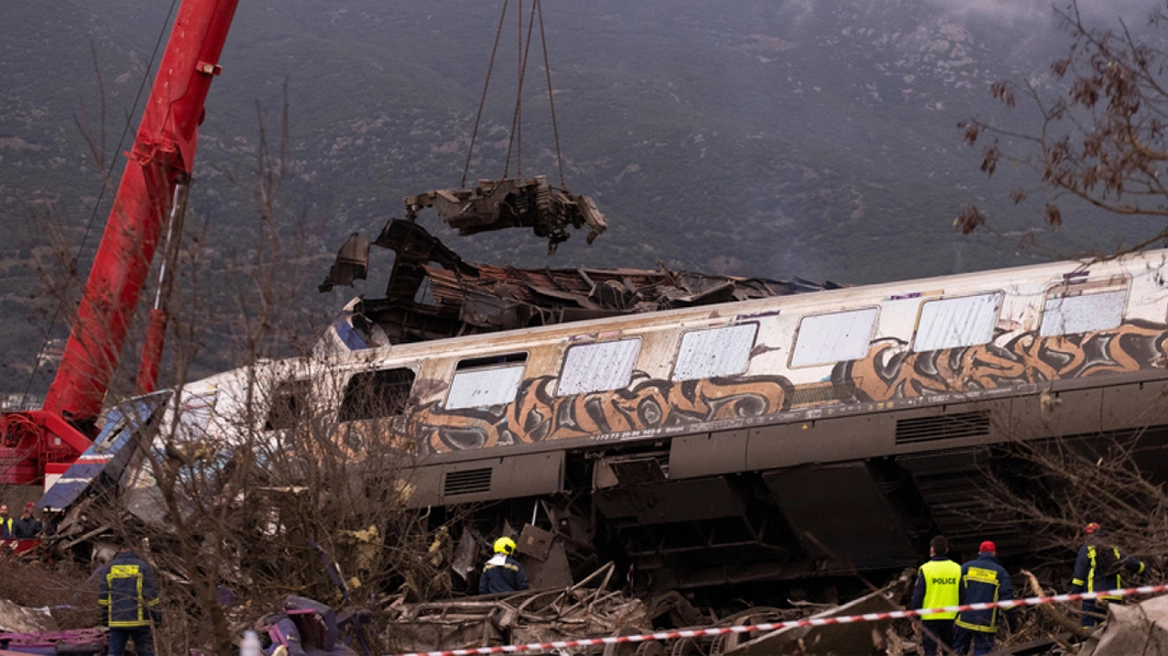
401;321;1168;455
412;373;794;454
835;320;1168;402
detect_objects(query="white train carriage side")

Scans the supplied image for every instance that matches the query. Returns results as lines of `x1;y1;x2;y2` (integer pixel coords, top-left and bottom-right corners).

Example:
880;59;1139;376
132;249;1168;588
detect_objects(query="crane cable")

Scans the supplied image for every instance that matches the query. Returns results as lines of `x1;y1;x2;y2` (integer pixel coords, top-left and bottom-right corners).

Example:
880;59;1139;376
22;0;181;403
537;0;568;192
462;0;567;191
460;0;509;189
501;0;534;179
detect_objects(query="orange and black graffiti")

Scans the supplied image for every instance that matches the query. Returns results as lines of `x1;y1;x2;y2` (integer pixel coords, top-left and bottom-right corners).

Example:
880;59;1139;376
411;373;794;454
406;321;1168;453
833;320;1168;402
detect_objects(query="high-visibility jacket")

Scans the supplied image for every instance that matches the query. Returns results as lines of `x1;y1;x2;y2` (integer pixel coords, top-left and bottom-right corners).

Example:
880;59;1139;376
912;557;962;620
954;553;1013;633
0;517;11;538
97;550;160;628
479;554;529;594
1071;544;1145;601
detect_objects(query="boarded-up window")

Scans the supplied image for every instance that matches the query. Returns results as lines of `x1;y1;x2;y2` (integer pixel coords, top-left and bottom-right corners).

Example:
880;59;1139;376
265;380;311;431
913;293;1002;352
673;324;757;381
338;368;415;422
557;339;640;396
790;308;878;367
1040;290;1126;336
447;354;527;409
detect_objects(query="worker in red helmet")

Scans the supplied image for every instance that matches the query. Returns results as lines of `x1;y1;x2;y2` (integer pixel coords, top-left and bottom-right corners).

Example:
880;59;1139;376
479;536;529;594
11;503;41;538
1071;522;1145;628
953;541;1013;656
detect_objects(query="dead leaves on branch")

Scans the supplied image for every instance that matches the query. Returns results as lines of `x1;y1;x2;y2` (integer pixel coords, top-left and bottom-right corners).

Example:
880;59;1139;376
981;139;1001;177
990;80;1016;108
954;205;986;235
1045;203;1063;227
958;0;1168;236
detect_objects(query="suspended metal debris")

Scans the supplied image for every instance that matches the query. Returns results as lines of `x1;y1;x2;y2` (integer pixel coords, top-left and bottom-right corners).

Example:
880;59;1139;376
404;176;607;253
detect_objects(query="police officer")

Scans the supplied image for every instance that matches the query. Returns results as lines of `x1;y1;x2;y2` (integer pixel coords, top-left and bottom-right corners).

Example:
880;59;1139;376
953;541;1013;656
479;536;529;594
96;545;162;656
1071;522;1145;628
911;535;961;656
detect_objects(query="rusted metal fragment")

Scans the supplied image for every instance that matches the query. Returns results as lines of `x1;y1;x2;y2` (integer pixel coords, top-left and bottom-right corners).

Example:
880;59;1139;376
721;573;911;655
517;525;554;561
404;176;607;252
523;541;573;590
423;263;829;320
451;528;480;582
319;233;370;292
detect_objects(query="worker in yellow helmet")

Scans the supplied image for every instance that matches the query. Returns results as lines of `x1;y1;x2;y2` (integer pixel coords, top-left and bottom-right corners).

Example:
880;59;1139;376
480;536;529;594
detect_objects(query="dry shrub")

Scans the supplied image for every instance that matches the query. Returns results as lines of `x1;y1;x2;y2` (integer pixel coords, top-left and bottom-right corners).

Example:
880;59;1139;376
0;557;96;628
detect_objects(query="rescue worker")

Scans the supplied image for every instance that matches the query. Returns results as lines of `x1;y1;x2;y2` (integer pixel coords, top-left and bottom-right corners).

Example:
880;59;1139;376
0;504;12;538
11;503;41;538
479;536;529;594
911;535;961;656
96;545;162;656
1070;522;1145;628
953;541;1013;656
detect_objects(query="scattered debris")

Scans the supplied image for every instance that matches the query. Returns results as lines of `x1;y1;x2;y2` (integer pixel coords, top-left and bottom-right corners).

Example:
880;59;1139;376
722;573;911;655
1017;569;1089;642
382;564;650;655
255;595;367;656
0;629;104;655
0;600;56;634
1077;594;1168;656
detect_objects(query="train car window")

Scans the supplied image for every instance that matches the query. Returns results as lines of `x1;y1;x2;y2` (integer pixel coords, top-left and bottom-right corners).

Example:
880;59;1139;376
1040;289;1126;337
790;308;878;367
447;354;528;409
176;391;217;441
338;367;416;422
913;292;1003;352
264;380;311;431
557;338;641;396
672;324;757;381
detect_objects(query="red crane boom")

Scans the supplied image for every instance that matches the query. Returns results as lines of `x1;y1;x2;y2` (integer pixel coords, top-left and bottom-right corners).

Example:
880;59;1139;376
0;0;240;484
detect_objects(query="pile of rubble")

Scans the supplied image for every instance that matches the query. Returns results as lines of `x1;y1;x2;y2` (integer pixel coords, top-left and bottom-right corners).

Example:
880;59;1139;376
383;564;647;654
13;559;1168;655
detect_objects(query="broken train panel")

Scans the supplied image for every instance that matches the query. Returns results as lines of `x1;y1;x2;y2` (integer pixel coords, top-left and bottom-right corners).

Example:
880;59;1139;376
91;249;1168;590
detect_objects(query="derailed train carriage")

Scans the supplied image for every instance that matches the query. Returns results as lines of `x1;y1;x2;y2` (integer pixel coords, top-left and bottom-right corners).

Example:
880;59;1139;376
47;245;1168;592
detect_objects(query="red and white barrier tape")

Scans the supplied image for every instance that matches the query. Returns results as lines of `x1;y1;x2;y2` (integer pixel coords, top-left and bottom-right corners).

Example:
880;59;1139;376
393;584;1168;656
